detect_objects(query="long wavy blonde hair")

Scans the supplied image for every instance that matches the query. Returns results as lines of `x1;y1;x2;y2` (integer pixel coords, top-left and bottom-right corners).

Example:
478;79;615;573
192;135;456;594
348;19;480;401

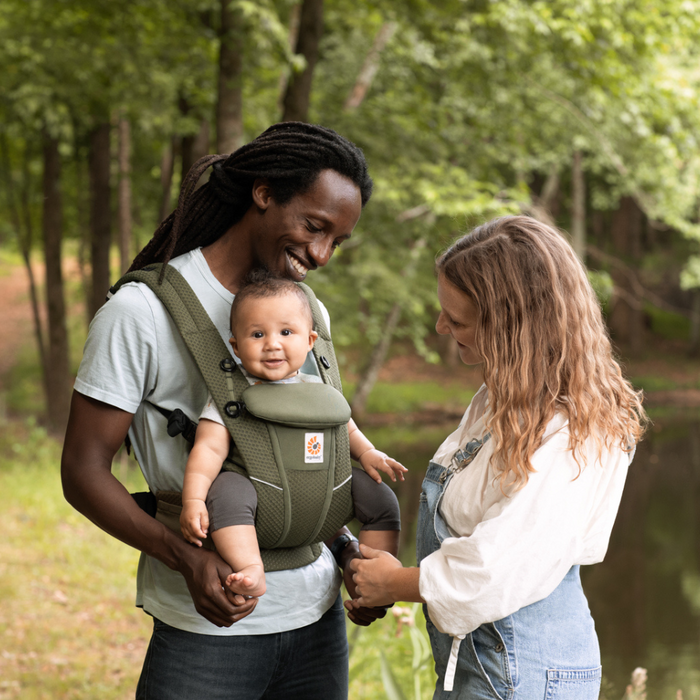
437;215;647;487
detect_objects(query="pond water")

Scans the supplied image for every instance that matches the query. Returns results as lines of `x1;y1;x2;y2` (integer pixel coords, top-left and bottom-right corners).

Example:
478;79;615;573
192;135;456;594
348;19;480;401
365;412;700;699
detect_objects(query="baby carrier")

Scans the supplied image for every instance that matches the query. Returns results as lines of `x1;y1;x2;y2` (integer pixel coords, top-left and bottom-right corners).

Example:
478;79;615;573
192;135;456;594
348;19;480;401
110;264;354;572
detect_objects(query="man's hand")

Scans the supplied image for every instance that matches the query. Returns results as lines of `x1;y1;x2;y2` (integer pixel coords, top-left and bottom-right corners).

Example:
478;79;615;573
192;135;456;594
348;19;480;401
177;544;258;627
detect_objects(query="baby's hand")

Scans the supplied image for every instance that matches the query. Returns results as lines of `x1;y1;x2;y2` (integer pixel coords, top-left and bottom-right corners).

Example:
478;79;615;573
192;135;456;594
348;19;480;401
358;449;407;484
179;499;209;546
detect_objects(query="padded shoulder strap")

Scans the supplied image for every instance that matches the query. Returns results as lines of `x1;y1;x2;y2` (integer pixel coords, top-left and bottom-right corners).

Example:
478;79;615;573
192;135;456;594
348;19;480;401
297;282;343;392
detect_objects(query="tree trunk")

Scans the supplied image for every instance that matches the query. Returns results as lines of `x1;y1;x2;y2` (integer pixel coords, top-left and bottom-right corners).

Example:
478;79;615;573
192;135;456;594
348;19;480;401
570;150;586;261
608;196;644;354
282;0;323;122
117;115;132;275
159;138;176;223
42;133;71;432
182;117;211;185
89;122;112;318
0;134;48;392
351;235;428;421
689;289;700;357
277;2;302;113
343;22;396;111
217;0;244;154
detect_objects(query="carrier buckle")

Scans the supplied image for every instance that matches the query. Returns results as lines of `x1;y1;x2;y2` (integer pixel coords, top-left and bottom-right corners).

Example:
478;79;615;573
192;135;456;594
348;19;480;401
224;401;245;418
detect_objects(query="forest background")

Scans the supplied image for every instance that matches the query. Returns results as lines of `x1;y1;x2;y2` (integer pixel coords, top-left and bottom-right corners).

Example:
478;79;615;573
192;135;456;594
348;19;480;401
2;0;700;698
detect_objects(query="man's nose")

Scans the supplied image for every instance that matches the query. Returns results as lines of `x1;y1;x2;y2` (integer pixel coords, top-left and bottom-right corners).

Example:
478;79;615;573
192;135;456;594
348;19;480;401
308;236;335;268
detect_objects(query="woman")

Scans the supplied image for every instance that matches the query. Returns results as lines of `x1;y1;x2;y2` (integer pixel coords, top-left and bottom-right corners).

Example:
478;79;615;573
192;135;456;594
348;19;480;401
349;216;646;698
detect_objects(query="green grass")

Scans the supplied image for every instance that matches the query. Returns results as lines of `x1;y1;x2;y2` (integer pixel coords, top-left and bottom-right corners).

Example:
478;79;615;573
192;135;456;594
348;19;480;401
344;381;475;414
0;419;437;699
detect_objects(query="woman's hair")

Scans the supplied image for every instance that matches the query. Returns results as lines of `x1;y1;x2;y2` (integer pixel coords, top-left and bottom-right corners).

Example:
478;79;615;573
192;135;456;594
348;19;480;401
230;269;312;334
129;122;373;274
436;215;647;487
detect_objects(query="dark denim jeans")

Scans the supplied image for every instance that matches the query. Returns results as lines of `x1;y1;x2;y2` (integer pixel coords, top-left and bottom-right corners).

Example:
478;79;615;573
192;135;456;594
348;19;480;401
136;595;348;700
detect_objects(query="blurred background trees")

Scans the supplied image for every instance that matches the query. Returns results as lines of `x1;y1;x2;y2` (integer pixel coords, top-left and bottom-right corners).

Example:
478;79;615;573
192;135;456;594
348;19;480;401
1;0;700;430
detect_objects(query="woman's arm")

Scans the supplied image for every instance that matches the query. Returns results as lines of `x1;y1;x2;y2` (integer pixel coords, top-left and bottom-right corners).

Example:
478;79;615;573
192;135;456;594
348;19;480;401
61;391;257;627
347;544;424;608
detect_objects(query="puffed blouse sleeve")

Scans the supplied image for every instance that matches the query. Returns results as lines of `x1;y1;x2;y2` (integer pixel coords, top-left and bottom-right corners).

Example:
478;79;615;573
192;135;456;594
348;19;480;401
418;413;632;637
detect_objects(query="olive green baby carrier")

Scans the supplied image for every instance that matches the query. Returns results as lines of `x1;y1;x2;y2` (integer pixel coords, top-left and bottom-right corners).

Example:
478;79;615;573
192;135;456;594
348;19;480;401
111;263;354;572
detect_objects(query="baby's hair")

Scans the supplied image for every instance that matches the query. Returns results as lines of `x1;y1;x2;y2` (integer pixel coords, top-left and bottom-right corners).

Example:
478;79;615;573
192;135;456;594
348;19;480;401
230;268;313;335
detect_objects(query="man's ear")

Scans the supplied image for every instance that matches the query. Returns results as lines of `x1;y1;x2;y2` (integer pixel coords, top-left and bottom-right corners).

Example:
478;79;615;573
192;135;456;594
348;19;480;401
251;178;273;211
308;330;318;350
230;336;241;359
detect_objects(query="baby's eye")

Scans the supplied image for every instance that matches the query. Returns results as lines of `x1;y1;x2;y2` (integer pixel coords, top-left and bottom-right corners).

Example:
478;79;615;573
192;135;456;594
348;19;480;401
281;329;292;336
253;331;264;339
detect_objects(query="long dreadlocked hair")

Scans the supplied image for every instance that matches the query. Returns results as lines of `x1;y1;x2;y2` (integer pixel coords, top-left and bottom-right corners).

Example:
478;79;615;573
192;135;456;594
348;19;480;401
437;215;647;489
129;122;373;276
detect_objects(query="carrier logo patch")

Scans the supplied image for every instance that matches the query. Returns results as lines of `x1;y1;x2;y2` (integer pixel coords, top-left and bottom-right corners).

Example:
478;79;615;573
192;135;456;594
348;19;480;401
305;433;324;463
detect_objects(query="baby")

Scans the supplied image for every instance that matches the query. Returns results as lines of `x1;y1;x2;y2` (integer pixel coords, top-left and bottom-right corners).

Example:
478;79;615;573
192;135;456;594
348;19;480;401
180;272;406;598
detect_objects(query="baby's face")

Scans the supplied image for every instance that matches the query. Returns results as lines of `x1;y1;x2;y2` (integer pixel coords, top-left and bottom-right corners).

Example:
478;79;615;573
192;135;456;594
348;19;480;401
230;293;318;382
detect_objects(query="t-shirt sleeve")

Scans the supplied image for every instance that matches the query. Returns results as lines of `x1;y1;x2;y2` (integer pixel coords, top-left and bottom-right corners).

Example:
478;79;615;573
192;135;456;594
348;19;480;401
199;393;225;426
73;284;159;414
418;431;628;636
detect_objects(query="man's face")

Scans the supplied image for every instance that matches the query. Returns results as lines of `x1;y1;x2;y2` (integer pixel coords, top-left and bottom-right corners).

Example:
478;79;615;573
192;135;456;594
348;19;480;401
230;292;318;381
251;169;362;282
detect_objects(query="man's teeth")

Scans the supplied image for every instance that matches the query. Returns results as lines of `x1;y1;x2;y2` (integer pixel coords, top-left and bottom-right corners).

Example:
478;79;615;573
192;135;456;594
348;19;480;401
289;255;308;275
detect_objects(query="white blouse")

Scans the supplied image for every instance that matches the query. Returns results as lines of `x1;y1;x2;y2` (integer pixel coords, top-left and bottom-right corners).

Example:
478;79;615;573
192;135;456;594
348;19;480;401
419;384;632;638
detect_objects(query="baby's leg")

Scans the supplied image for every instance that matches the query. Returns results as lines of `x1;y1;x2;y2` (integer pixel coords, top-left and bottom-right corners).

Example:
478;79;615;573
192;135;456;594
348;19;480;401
207;472;266;597
352;466;401;557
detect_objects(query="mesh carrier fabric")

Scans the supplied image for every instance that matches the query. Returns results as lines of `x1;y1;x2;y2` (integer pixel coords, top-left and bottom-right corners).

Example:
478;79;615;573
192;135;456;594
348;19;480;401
112;264;354;571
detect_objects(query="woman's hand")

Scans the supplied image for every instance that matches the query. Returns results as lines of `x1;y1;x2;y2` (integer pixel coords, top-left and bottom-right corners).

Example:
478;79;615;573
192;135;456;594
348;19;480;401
347;544;409;608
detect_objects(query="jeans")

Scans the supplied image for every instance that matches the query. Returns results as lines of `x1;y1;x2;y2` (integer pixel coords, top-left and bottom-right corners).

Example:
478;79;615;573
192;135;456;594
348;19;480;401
135;594;348;700
417;452;602;699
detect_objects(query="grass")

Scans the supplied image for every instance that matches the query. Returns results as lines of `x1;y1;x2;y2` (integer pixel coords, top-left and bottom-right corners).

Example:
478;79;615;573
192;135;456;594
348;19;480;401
0;418;437;699
344;380;475;414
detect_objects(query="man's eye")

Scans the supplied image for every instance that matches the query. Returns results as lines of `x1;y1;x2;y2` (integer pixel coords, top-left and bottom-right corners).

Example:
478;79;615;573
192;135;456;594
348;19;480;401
305;220;322;233
332;239;342;249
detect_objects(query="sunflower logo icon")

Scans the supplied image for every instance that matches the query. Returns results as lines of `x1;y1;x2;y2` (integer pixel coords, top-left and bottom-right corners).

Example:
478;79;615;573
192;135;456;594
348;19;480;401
307;437;322;455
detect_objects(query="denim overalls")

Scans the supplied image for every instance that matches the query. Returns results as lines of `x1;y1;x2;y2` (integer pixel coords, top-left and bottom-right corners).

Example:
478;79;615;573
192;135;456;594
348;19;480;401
417;435;602;699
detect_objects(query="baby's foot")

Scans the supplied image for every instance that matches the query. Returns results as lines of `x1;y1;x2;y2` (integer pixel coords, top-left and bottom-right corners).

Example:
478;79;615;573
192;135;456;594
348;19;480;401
225;564;266;598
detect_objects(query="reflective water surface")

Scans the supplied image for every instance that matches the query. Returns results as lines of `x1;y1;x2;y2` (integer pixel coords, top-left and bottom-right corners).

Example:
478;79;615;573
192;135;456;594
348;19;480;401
366;414;700;698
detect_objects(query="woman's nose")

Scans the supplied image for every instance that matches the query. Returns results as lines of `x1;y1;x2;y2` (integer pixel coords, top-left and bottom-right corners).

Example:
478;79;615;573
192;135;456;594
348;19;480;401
435;312;449;336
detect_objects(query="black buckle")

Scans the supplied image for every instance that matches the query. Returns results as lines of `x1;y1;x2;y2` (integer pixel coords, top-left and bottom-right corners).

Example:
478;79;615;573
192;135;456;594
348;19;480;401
319;355;331;369
220;358;236;372
224;401;245;418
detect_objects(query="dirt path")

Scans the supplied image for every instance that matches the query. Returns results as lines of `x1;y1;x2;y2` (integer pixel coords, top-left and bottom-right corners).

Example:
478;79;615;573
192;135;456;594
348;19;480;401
0;264;37;392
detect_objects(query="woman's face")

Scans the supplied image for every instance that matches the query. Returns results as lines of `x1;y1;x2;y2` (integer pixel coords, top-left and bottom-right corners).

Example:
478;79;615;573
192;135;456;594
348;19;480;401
436;274;482;365
250;169;362;282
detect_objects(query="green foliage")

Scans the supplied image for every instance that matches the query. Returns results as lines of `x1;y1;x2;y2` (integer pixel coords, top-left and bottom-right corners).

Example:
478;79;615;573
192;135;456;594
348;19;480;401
645;305;691;341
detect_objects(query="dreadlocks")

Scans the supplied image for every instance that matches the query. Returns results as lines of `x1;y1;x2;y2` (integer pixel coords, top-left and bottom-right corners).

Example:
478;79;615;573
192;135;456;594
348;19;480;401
129;122;373;274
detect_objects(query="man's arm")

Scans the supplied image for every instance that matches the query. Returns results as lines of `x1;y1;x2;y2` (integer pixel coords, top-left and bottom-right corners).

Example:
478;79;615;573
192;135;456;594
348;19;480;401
61;391;257;627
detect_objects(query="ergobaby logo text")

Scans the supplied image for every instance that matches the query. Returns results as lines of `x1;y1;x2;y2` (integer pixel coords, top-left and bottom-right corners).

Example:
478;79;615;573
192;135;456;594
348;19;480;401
305;433;324;463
